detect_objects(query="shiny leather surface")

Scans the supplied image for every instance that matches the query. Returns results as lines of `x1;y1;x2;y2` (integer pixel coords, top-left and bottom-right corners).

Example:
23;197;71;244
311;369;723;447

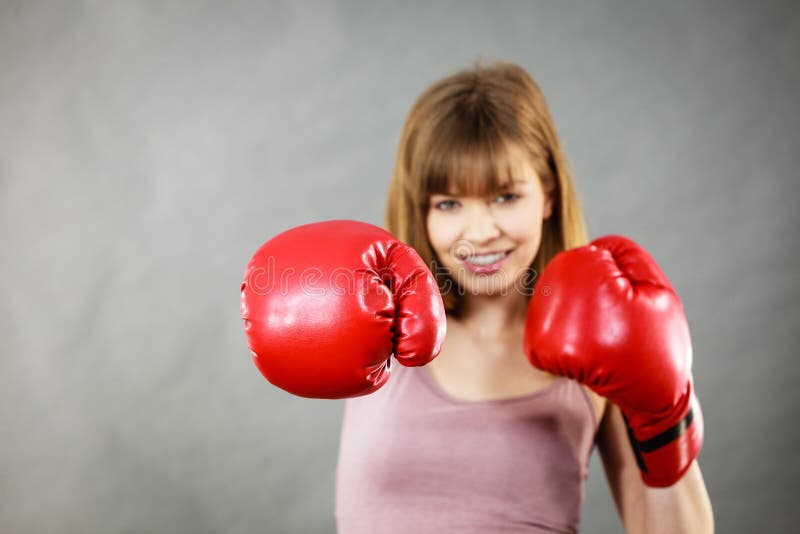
241;220;446;399
524;235;703;486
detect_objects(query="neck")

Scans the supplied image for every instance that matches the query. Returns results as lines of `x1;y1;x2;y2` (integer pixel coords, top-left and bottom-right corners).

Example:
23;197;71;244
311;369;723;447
455;293;528;342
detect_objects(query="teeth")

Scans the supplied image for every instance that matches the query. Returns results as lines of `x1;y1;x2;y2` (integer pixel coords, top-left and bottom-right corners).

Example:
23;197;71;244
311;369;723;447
465;251;507;265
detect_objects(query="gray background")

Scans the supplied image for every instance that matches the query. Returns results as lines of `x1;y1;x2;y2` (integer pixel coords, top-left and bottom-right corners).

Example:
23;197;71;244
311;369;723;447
1;1;798;532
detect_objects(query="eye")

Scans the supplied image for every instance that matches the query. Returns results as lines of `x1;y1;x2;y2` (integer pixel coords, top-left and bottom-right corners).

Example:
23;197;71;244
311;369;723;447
494;192;520;204
433;199;460;211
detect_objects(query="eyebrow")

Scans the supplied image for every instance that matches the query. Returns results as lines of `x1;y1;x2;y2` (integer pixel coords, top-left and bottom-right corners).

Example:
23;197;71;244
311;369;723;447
433;187;526;198
432;179;530;197
498;179;529;188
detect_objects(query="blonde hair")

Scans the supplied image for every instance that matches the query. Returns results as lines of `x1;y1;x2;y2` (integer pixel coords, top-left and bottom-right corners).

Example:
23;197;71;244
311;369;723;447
385;61;588;315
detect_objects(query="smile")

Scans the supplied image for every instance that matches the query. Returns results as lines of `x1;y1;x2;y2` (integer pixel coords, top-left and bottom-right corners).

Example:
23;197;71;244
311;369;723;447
460;250;512;274
464;251;510;265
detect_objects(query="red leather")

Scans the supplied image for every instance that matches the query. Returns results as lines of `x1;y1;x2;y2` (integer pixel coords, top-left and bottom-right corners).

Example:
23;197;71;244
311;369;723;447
523;235;703;486
241;220;446;399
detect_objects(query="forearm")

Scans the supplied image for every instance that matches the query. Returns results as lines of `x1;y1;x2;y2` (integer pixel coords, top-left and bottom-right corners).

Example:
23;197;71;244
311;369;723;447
641;461;714;534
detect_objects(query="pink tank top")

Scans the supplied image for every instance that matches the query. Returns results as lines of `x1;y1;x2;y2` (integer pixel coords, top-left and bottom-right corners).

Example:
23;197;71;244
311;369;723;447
335;361;599;534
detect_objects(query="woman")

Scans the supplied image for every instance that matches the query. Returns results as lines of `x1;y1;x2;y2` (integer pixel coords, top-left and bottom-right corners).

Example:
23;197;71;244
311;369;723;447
334;62;714;533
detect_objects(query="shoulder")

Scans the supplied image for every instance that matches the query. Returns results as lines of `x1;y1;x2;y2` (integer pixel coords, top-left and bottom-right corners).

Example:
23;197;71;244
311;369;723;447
586;388;607;425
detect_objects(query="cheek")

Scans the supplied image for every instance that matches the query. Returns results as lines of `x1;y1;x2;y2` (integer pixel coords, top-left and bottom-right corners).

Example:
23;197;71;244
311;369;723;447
497;204;545;243
425;213;441;250
426;212;461;254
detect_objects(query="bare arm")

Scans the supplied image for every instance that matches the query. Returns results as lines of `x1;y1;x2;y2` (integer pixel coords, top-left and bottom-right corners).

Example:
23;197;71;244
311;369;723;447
596;402;714;533
642;461;714;533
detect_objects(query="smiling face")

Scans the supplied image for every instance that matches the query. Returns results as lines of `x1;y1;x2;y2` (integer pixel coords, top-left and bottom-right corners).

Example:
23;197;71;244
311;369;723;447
385;63;588;314
426;154;553;299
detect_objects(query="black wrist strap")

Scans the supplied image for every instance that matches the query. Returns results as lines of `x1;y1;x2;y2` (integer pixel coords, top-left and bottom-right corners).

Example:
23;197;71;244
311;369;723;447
622;408;695;473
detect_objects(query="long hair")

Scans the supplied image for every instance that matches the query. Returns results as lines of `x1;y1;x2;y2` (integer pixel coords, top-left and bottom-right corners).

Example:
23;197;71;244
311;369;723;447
385;61;588;315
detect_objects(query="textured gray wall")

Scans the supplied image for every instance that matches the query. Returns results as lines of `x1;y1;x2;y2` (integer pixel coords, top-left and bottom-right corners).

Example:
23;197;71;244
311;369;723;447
1;1;798;532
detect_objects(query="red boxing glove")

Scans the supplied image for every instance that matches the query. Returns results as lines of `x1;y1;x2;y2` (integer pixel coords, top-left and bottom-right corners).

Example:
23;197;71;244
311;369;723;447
241;220;446;399
523;235;703;487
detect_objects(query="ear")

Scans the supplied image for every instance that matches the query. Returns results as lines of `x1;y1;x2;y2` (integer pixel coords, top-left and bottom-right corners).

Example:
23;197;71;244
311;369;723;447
543;194;554;220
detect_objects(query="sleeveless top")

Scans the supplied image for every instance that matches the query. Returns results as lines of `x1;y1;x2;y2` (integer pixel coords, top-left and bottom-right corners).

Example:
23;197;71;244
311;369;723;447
335;361;600;534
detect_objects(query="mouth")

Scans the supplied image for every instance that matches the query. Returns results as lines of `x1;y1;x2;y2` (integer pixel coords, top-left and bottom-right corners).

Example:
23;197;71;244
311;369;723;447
460;249;512;273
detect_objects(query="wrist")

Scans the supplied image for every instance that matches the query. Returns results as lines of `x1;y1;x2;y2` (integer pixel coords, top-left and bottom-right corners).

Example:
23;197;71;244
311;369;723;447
622;384;704;487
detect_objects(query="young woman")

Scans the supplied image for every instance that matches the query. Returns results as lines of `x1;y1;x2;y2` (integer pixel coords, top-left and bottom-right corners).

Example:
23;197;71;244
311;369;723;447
333;62;714;533
240;60;714;533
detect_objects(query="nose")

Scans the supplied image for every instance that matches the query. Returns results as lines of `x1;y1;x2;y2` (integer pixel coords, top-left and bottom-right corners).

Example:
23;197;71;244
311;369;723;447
461;203;501;245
